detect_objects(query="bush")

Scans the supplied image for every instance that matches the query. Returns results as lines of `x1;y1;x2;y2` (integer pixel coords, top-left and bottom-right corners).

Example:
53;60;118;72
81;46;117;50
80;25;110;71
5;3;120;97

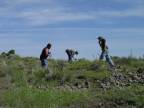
8;50;15;55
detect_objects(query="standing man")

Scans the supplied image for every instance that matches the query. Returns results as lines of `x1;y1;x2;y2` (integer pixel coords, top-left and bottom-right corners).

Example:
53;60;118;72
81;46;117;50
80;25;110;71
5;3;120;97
97;36;115;68
40;43;52;69
65;49;78;62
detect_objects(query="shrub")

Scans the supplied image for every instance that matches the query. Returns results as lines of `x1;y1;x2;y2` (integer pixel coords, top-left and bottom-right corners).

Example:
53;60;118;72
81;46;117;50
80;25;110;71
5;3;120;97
8;50;15;55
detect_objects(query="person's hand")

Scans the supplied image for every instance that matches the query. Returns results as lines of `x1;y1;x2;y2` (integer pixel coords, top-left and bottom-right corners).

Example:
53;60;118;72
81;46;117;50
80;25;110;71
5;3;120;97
48;52;51;54
48;52;52;58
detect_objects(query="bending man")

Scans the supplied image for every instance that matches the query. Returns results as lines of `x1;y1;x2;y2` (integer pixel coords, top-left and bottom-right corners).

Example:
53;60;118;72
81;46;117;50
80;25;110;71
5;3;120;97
65;49;78;62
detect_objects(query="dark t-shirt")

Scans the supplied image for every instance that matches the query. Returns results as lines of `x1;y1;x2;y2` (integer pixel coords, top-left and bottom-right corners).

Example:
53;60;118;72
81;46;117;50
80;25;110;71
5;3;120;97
99;38;108;51
40;47;48;60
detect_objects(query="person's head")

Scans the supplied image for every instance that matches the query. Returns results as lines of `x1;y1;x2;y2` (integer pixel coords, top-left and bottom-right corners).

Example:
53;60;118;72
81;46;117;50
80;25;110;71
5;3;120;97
97;36;103;40
65;49;69;53
47;43;52;49
75;51;79;55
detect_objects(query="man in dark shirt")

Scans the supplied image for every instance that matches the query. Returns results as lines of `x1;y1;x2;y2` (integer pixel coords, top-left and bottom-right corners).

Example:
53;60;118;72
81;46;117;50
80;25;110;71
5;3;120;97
40;43;52;69
65;49;78;62
97;36;115;68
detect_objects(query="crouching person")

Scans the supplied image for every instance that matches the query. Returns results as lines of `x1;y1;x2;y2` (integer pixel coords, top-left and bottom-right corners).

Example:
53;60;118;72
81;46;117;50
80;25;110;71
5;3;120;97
65;49;78;62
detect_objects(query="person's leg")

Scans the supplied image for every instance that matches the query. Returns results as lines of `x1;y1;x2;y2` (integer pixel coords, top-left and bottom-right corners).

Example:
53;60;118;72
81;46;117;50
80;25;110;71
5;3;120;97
99;52;105;60
66;51;71;62
41;59;48;69
44;59;48;69
41;59;45;67
71;54;75;61
105;53;115;67
68;55;72;62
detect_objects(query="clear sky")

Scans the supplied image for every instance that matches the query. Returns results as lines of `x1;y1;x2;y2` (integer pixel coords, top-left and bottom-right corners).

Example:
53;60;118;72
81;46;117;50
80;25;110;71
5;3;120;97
0;0;144;59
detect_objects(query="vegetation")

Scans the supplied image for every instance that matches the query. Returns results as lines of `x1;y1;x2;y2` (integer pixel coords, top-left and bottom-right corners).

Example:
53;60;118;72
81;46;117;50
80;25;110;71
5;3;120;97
0;51;144;108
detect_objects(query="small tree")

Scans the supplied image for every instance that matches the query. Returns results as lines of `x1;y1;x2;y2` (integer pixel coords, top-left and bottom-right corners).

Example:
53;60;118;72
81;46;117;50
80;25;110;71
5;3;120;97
1;52;7;56
8;50;15;55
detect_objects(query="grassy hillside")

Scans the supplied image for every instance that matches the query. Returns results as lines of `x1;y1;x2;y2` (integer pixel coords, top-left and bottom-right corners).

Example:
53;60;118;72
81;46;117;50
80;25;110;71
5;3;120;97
0;52;144;108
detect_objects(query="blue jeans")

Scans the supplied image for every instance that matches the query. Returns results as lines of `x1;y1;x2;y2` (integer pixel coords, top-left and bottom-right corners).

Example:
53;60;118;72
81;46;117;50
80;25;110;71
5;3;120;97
100;51;114;67
41;59;48;69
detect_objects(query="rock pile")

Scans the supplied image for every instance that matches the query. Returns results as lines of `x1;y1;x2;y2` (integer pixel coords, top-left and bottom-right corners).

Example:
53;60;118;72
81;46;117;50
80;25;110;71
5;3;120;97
99;68;144;90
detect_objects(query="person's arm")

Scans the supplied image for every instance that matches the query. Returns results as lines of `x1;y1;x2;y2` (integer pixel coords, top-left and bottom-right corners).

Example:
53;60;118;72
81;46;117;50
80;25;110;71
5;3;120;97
45;48;49;57
99;40;101;46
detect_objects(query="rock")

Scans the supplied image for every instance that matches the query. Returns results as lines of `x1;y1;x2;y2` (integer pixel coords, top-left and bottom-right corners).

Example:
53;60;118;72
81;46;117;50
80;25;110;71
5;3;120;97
64;85;73;91
133;75;140;80
100;82;111;90
112;72;125;81
128;79;133;83
141;75;144;79
78;84;83;89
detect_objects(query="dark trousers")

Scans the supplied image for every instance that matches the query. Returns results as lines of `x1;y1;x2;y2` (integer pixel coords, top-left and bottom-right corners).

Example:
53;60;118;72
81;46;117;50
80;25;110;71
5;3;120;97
66;52;73;62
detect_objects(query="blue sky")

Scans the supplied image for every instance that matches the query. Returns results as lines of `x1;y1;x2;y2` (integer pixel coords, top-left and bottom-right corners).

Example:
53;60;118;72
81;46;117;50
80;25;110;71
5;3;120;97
0;0;144;59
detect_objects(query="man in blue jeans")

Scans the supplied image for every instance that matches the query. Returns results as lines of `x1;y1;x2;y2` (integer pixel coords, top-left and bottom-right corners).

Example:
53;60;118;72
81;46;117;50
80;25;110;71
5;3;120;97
40;43;52;69
97;36;115;68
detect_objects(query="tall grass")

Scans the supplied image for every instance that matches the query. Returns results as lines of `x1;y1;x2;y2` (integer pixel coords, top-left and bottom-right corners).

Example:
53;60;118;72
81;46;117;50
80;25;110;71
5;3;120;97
2;87;89;108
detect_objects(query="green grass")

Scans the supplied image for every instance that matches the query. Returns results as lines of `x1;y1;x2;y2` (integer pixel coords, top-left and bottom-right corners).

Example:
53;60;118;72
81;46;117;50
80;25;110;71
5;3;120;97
2;87;89;108
0;53;144;108
82;70;111;80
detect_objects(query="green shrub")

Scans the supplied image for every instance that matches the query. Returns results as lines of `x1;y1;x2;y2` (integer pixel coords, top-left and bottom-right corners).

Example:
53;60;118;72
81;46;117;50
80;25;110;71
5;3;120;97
8;50;15;55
